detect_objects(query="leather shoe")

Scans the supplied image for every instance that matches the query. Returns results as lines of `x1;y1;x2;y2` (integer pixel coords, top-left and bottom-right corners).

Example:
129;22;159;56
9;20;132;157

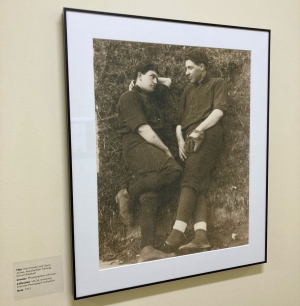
160;241;181;254
137;246;176;263
160;236;187;254
179;239;211;254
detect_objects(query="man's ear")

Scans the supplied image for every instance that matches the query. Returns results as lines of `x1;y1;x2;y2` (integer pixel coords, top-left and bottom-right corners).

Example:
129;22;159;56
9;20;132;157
138;72;143;80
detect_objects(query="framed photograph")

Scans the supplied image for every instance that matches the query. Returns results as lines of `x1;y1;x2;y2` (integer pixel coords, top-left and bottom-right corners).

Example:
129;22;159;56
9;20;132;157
63;7;269;300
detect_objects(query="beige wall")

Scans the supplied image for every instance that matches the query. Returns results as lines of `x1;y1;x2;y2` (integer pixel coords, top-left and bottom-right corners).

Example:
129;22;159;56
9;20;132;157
1;0;300;305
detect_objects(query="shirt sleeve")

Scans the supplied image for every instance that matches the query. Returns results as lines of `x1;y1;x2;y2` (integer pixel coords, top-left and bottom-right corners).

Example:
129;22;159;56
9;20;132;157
118;91;147;133
213;78;228;112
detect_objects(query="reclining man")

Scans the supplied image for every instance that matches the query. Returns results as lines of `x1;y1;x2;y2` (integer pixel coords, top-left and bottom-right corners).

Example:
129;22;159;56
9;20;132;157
162;50;228;254
116;61;182;262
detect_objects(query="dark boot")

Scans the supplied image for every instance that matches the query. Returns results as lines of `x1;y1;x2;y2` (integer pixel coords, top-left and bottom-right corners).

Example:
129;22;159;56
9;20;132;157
115;188;133;226
179;229;211;254
137;246;176;263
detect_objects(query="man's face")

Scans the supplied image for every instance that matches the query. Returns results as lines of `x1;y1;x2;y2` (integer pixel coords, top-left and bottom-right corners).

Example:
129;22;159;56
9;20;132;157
185;59;203;83
138;70;158;92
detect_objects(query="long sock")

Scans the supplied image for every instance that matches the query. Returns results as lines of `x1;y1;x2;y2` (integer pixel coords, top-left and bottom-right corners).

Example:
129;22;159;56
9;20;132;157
165;220;187;245
192;195;210;246
192;195;208;244
176;187;197;222
166;187;197;246
193;194;208;224
194;222;207;231
139;192;158;248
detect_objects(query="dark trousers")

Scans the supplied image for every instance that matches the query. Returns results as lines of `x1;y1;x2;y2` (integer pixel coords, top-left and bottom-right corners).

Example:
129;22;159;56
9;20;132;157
124;142;182;197
181;122;223;195
123;141;182;247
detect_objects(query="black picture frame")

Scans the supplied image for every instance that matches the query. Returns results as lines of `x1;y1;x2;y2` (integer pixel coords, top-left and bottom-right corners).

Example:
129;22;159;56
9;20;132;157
63;7;270;300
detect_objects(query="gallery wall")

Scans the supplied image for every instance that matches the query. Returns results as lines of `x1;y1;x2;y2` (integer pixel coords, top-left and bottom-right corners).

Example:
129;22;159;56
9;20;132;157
1;0;300;305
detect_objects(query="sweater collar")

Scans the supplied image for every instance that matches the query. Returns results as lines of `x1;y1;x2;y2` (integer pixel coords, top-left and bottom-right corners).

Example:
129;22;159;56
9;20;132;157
193;72;210;87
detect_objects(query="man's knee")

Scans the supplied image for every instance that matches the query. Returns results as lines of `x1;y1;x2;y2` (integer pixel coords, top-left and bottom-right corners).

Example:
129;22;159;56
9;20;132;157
162;158;183;181
155;159;182;188
169;158;183;173
168;169;181;184
169;159;182;182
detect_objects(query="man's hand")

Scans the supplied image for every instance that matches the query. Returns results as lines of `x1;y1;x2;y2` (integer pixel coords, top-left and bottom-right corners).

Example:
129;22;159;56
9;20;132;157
178;138;187;161
176;125;187;161
184;130;205;154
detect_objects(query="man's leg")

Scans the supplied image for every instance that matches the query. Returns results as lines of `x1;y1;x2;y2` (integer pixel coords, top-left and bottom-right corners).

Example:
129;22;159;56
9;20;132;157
193;193;207;224
127;157;182;196
138;192;176;262
179;194;211;254
162;186;197;252
116;144;182;226
163;123;223;252
139;192;159;248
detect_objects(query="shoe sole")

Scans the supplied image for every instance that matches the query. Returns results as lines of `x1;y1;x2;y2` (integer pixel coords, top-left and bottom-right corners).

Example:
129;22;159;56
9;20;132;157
178;245;211;255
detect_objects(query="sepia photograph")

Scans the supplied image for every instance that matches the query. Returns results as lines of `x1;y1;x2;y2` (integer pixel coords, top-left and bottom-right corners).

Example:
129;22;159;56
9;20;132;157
94;40;250;269
64;8;268;298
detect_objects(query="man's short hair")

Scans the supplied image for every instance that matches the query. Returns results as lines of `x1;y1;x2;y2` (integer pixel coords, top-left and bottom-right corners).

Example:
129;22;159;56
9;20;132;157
134;60;159;79
184;50;209;67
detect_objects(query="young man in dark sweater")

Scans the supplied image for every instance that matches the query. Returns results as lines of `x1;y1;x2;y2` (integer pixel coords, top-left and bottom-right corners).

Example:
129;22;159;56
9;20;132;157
116;61;182;262
163;50;228;254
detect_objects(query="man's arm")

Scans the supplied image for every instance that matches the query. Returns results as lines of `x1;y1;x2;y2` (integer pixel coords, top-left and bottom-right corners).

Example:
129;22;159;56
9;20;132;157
158;77;171;87
189;109;224;137
138;124;174;158
176;125;187;161
190;77;227;136
129;77;171;91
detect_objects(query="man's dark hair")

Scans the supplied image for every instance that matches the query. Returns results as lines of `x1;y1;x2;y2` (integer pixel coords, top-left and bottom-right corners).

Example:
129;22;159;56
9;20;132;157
184;50;209;68
134;60;159;80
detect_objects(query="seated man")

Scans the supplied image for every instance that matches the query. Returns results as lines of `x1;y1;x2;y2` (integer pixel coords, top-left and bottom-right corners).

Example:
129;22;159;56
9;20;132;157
116;61;182;262
162;50;228;254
